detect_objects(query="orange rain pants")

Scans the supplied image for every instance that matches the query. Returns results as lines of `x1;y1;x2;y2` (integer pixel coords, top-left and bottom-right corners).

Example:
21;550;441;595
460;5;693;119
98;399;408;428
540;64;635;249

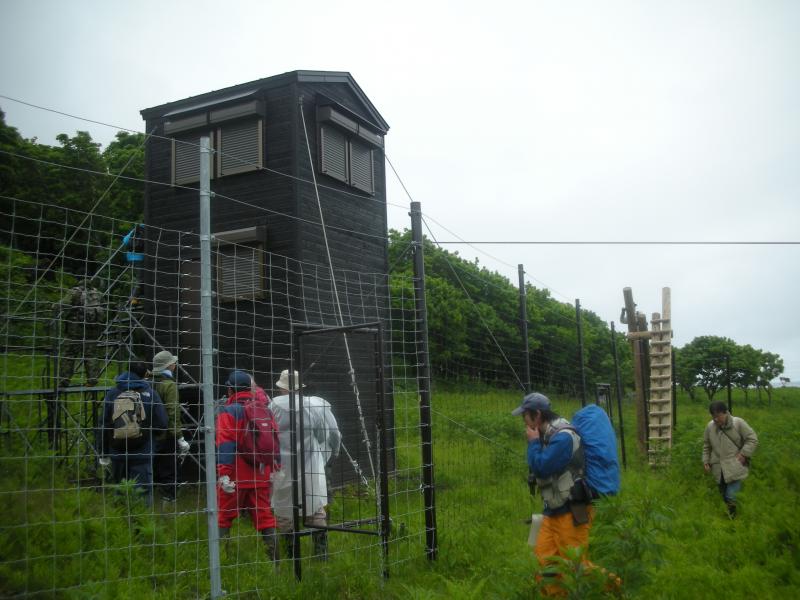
534;506;593;563
534;507;594;597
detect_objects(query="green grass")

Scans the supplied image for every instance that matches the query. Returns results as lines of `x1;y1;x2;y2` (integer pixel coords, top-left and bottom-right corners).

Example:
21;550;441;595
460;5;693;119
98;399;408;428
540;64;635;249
0;384;798;598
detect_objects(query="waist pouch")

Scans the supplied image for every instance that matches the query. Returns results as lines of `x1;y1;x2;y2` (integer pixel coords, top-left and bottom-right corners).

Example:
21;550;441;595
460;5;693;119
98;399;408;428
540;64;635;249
569;478;593;525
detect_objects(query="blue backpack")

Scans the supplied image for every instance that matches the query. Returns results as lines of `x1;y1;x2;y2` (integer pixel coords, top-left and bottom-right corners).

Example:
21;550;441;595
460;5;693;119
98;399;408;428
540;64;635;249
571;405;620;496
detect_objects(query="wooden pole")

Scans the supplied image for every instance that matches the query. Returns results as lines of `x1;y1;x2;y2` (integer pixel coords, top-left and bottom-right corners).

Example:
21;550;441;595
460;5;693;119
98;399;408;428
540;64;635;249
610;322;627;469
623;287;647;455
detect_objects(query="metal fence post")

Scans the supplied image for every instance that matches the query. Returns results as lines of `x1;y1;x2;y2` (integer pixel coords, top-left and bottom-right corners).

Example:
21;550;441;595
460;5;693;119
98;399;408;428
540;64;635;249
726;354;733;413
410;201;438;560
375;325;391;577
199;136;222;598
611;322;627;469
289;334;303;581
671;348;677;428
576;299;587;406
518;265;531;393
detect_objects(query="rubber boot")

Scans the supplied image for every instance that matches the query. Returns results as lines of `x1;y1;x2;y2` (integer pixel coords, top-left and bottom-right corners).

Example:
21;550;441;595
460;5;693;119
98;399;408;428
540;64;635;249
312;530;328;561
727;502;737;519
261;527;279;564
281;533;295;562
218;526;231;558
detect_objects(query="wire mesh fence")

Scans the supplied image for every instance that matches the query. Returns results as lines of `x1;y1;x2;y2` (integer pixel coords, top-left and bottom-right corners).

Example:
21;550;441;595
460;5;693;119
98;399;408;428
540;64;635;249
1;193;439;597
0;147;629;597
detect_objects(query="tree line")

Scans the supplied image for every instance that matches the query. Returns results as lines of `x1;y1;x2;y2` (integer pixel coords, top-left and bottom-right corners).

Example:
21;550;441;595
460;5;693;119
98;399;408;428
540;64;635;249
674;335;784;403
0;109;144;276
387;229;634;394
1;111;784;397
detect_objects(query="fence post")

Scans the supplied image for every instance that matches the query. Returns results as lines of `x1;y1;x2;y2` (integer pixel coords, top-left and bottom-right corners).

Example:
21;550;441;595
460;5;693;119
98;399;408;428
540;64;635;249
518;265;531;393
726;354;733;413
671;348;677;428
576;299;587;407
199;136;222;598
611;322;627;469
410;201;438;560
375;325;391;577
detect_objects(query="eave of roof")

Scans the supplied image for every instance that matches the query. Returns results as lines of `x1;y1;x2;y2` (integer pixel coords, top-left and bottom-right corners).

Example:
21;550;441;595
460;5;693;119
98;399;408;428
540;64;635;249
140;70;389;133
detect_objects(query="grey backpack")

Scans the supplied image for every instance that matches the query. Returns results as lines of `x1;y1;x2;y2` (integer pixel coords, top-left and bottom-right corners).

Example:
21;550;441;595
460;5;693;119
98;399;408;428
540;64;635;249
111;390;146;448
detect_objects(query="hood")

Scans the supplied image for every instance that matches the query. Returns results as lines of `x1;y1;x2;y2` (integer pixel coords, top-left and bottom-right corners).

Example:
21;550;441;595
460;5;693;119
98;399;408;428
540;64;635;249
115;372;150;391
226;389;253;405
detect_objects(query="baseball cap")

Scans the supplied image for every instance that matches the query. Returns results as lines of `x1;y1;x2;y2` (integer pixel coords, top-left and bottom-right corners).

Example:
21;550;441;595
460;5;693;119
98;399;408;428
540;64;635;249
225;369;252;390
511;392;551;416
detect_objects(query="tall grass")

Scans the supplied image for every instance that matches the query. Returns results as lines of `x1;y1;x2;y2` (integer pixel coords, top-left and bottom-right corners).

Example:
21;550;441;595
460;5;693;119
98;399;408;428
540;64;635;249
0;386;798;598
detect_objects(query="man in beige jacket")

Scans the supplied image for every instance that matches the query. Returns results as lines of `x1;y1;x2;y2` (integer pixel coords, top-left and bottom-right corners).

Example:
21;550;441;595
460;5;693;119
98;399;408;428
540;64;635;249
702;401;758;518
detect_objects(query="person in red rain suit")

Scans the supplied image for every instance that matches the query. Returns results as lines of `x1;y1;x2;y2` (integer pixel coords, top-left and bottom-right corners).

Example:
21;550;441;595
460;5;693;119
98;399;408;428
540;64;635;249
216;369;278;562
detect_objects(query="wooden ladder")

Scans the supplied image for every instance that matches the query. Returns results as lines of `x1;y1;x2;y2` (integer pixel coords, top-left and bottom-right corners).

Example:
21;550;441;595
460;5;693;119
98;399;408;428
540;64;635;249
648;288;672;465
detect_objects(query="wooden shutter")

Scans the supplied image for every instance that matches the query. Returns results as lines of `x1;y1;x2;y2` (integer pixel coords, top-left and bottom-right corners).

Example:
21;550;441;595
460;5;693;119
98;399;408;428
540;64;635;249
217;244;263;300
320;125;347;183
349;139;374;193
219;119;262;176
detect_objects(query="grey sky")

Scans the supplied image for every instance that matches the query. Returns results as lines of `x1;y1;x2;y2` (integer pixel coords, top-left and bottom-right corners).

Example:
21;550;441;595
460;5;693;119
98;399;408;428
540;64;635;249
2;0;798;380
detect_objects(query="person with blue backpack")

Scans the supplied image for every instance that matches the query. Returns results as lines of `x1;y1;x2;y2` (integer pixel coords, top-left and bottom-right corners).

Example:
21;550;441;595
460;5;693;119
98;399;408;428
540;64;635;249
513;392;620;588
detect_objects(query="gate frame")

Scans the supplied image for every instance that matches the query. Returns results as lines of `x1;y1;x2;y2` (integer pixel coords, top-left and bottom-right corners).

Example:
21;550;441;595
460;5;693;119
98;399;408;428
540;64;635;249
289;320;390;580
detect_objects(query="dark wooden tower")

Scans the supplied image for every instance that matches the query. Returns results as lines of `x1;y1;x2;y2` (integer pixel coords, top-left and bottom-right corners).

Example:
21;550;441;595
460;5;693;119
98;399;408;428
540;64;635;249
140;71;391;482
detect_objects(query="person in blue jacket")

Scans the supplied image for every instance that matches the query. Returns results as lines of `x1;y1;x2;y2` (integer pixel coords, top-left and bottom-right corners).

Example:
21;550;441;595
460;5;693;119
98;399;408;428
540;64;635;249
97;361;167;505
513;393;592;584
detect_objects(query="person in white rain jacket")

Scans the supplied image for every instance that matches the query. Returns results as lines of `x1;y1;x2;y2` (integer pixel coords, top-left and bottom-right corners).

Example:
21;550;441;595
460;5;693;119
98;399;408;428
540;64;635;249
270;369;341;559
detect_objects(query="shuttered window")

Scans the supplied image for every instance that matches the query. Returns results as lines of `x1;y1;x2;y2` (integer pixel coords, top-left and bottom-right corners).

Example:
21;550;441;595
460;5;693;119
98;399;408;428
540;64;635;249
216;244;264;300
320;125;348;183
349;139;374;193
172;132;213;185
218;119;263;176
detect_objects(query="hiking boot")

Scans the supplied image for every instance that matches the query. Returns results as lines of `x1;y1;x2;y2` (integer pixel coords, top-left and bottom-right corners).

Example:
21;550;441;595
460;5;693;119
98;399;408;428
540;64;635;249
727;502;737;519
312;530;328;561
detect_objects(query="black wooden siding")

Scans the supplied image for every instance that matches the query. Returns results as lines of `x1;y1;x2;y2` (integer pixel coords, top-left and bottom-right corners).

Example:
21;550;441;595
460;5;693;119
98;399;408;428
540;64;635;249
140;72;392;485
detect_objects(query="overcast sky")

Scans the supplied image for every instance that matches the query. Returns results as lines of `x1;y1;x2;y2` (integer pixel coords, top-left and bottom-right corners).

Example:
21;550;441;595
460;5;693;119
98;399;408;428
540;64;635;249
2;0;799;381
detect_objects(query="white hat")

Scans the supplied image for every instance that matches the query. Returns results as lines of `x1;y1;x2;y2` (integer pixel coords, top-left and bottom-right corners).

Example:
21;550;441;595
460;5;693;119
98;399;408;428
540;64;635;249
153;350;178;373
275;369;305;391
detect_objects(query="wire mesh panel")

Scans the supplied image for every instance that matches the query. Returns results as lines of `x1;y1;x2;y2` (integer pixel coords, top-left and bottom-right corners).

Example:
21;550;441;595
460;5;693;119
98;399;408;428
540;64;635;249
0;195;433;597
0;123;628;598
290;324;389;571
0;198;217;597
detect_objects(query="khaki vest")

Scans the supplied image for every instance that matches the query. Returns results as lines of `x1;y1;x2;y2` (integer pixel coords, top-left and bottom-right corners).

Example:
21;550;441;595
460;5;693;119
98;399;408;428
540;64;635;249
537;419;584;511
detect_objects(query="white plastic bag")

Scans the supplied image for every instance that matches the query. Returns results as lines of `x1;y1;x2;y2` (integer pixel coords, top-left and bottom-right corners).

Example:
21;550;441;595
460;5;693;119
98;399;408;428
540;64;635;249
527;514;543;548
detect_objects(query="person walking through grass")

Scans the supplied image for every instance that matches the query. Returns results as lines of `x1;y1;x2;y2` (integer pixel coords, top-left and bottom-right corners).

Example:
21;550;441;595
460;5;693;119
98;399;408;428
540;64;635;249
270;369;341;561
150;351;190;508
513;392;594;592
215;369;280;563
97;361;167;506
702;401;758;518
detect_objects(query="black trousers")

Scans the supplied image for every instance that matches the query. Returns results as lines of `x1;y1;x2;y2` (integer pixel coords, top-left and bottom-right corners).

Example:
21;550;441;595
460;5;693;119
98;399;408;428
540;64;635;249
153;437;179;501
111;456;153;506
